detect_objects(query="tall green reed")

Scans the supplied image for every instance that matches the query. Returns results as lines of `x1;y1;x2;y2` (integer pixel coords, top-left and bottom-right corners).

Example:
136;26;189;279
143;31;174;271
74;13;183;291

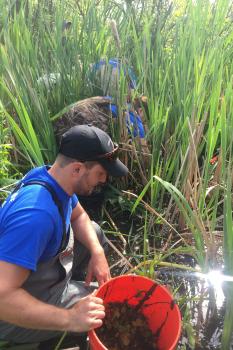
220;74;233;348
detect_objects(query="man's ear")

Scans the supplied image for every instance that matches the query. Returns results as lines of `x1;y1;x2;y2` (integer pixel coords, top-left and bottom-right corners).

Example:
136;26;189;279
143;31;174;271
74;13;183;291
72;161;83;175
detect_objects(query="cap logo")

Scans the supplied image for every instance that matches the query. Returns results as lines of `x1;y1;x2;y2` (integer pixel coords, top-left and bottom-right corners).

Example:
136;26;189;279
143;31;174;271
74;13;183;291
108;138;114;150
95;143;119;161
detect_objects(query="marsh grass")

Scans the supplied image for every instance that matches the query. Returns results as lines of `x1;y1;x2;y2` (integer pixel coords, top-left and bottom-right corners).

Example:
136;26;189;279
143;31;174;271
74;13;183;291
0;0;233;348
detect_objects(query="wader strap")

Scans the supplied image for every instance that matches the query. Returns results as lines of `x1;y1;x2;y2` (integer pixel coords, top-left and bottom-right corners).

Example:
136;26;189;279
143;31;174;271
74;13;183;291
12;180;69;254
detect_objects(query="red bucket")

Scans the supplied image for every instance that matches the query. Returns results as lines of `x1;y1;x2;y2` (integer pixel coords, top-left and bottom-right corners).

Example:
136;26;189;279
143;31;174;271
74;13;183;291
88;274;181;350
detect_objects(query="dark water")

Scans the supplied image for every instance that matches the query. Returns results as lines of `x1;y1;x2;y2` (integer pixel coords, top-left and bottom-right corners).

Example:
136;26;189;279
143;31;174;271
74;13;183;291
79;195;233;349
115;236;230;346
107;246;233;349
157;268;230;349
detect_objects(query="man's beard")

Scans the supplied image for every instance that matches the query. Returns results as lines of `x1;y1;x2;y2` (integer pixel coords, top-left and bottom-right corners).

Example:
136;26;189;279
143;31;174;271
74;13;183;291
92;185;104;194
75;183;105;196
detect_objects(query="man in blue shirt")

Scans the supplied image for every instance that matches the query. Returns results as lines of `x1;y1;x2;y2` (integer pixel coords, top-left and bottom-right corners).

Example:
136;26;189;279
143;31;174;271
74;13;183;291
0;124;128;344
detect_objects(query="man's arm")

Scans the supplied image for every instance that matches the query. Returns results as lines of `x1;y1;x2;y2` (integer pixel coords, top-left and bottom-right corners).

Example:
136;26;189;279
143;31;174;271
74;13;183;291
71;202;110;286
0;260;104;332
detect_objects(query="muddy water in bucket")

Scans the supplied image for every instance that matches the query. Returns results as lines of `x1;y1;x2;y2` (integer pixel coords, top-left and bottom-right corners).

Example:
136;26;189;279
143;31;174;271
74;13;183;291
88;275;181;350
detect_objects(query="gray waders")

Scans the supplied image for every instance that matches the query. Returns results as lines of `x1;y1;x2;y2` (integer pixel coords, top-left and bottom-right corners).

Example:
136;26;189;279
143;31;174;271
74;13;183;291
0;181;108;344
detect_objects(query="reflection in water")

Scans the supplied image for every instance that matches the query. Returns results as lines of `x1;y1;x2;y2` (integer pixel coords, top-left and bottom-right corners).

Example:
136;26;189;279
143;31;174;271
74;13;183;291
196;270;233;308
156;267;233;349
196;270;225;308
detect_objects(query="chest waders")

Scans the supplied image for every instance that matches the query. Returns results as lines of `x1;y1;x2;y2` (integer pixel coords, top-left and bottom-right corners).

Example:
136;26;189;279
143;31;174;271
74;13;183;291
18;180;71;303
0;180;76;342
0;179;107;343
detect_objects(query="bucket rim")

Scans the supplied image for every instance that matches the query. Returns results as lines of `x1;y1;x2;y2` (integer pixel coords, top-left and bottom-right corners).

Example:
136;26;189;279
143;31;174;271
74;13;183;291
88;274;182;350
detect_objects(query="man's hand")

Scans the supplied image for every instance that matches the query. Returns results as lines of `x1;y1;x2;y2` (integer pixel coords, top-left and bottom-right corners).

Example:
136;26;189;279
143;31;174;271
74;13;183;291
67;293;105;332
85;248;111;286
0;261;105;332
71;203;111;286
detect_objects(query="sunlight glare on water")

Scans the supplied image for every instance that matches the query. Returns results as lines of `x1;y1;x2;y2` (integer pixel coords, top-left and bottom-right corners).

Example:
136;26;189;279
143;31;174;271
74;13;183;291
196;270;233;307
207;270;225;307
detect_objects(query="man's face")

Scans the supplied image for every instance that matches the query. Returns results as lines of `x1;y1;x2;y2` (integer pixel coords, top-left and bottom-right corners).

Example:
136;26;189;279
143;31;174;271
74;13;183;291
74;163;108;196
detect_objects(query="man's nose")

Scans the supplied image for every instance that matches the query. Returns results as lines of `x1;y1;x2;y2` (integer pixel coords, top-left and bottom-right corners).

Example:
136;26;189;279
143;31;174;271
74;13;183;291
101;177;106;184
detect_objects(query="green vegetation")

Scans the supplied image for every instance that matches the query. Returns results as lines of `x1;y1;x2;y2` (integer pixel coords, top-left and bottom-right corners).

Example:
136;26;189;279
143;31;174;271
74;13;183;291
0;0;233;348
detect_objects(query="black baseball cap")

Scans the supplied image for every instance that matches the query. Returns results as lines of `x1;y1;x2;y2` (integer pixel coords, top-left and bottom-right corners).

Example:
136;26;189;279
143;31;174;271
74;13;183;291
59;125;128;177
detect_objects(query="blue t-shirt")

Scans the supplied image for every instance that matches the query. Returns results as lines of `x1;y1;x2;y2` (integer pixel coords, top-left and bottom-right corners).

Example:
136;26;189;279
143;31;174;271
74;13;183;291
105;99;145;138
0;166;78;271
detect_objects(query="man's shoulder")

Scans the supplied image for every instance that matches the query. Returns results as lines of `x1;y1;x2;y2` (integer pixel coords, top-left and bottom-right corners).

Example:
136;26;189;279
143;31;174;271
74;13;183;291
18;187;60;223
1;183;58;224
14;166;60;211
